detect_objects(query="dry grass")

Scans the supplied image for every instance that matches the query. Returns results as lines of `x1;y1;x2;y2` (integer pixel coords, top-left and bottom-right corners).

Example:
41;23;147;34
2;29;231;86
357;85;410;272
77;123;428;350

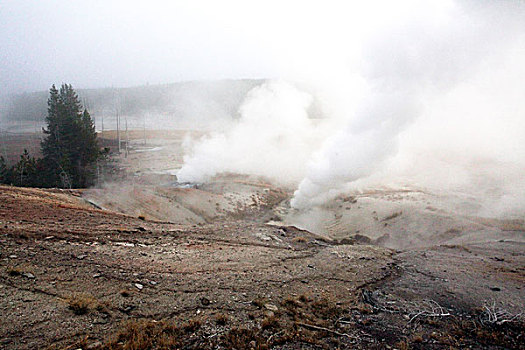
215;313;229;325
251;297;267;309
91;295;355;349
291;236;308;243
261;315;280;330
7;266;24;276
6;264;34;277
120;289;132;297
95;319;203;350
65;293;99;315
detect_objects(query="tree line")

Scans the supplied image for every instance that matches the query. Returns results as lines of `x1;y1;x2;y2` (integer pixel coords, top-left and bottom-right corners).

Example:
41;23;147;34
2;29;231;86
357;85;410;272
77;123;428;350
0;84;104;188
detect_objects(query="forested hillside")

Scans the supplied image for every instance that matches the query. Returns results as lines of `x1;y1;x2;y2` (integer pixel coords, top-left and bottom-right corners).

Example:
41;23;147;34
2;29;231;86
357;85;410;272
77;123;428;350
1;79;263;129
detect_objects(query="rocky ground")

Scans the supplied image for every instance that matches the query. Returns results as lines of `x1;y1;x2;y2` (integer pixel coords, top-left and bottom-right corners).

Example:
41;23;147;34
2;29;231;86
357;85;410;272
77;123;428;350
1;132;524;349
1;184;523;349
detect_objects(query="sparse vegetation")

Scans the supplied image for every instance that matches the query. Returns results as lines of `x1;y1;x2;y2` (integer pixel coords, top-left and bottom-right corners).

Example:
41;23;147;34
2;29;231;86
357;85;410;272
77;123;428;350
120;289;132;297
215;313;229;325
7;266;24;276
66;293;99;315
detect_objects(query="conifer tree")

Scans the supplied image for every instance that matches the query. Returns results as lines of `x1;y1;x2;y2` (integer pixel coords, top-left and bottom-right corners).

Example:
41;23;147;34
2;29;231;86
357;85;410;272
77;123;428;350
12;149;38;187
0;156;8;184
41;84;100;188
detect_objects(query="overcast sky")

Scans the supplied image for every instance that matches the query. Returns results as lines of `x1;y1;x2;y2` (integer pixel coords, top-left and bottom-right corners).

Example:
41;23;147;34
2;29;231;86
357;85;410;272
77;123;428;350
0;0;448;93
1;1;523;94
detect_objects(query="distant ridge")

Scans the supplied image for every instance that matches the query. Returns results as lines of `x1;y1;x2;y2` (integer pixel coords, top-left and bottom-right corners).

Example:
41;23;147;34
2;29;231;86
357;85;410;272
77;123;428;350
1;79;265;128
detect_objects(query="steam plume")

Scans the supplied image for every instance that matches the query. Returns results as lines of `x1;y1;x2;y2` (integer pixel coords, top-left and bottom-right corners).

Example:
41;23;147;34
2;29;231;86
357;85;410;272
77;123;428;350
178;0;525;216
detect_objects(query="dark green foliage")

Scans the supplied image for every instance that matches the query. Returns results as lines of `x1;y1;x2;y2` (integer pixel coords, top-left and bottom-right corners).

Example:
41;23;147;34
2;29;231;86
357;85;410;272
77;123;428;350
0;156;7;183
11;149;39;187
40;84;100;188
0;84;101;189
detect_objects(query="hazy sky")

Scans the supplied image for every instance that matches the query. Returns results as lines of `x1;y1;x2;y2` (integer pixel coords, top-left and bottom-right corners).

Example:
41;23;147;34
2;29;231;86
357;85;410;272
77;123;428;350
0;0;448;93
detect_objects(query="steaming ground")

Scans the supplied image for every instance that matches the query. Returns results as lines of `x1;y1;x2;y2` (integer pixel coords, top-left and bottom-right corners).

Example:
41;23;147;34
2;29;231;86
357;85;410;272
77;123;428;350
2;130;524;349
85;131;524;250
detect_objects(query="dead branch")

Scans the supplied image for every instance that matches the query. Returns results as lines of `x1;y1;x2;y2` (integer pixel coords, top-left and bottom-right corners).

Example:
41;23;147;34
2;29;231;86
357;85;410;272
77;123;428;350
408;300;451;323
480;300;523;326
296;322;357;341
267;330;284;343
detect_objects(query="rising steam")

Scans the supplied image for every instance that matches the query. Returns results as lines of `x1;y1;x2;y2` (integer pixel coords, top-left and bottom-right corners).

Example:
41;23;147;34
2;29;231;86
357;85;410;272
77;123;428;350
178;0;525;216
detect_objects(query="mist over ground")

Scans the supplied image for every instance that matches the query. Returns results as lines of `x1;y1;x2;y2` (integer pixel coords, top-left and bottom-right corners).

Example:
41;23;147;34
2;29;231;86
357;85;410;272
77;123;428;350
1;1;524;217
178;0;525;218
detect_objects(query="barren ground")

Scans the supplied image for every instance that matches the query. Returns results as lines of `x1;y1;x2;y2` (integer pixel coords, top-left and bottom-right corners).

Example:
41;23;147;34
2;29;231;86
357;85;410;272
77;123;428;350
1;131;524;349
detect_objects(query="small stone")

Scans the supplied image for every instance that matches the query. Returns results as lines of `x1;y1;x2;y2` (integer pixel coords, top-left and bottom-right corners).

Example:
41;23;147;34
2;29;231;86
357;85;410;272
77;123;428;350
264;303;278;312
249;340;256;348
134;283;143;290
87;341;102;349
264;310;275;318
201;297;210;306
93;318;108;325
8;255;17;259
120;305;135;313
22;272;35;279
149;281;157;285
77;254;87;260
490;286;501;292
93;273;102;278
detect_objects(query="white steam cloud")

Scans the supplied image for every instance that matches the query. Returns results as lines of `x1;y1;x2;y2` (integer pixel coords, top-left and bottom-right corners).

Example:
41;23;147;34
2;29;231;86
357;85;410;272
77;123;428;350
177;81;332;184
178;0;525;216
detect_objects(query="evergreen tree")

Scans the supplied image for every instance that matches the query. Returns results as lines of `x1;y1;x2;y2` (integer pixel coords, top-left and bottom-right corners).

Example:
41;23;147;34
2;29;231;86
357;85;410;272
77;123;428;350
41;84;100;188
0;156;8;184
12;149;38;187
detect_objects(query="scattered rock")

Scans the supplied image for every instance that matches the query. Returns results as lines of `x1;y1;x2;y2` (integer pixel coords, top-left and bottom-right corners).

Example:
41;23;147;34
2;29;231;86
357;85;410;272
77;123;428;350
93;273;102;278
264;310;275;318
134;283;144;290
149;281;157;285
490;286;501;292
87;341;102;349
22;272;35;279
200;297;210;306
76;254;87;260
264;303;278;312
8;255;17;259
119;304;135;313
93;318;108;325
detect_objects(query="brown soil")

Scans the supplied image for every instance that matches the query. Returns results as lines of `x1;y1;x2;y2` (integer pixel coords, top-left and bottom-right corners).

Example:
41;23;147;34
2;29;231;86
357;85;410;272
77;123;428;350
1;131;523;349
1;184;523;349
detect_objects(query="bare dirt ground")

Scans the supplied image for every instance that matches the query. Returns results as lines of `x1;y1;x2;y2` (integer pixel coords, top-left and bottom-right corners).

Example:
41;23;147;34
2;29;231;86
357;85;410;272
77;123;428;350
1;131;524;349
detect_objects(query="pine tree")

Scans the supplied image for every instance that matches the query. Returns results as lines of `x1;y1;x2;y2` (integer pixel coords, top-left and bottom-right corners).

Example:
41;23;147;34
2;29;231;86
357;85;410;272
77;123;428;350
0;156;8;184
41;84;100;188
12;149;38;187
